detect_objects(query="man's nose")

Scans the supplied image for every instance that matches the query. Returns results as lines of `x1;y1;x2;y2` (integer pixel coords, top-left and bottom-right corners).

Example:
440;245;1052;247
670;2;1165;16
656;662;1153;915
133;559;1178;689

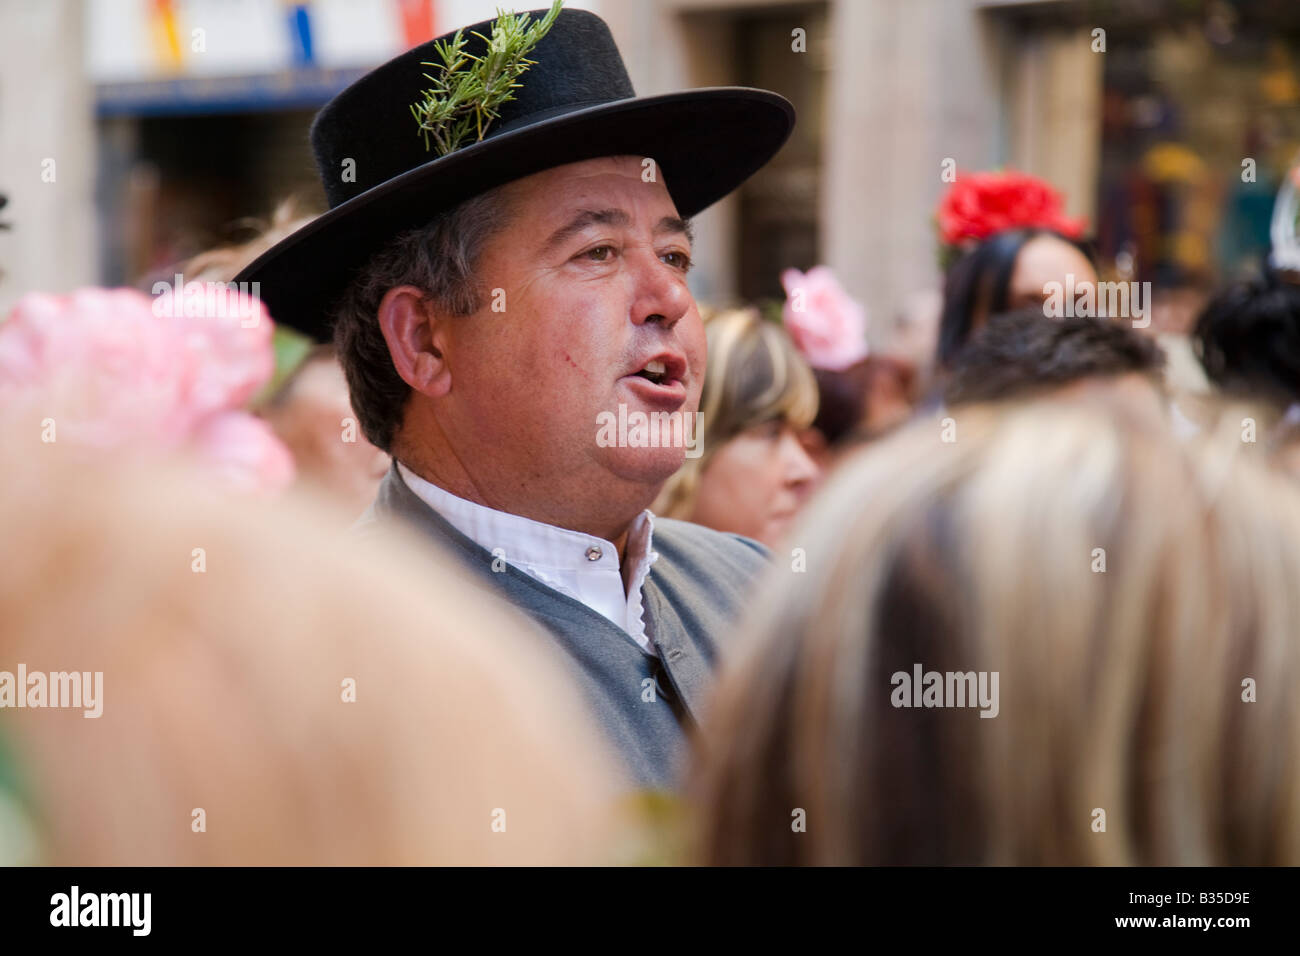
629;251;692;329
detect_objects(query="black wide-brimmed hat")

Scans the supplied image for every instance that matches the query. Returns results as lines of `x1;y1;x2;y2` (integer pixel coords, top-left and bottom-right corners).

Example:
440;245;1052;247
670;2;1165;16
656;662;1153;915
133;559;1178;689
235;6;794;341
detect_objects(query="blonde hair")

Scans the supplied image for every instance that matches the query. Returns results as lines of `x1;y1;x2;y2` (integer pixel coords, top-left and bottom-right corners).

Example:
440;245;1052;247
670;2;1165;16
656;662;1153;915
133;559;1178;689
689;398;1300;864
0;443;621;864
1196;395;1300;482
655;308;818;518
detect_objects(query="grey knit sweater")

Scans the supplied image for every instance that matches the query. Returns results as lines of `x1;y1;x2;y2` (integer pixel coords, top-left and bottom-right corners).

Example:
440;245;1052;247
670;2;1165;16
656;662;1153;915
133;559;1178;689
353;465;769;790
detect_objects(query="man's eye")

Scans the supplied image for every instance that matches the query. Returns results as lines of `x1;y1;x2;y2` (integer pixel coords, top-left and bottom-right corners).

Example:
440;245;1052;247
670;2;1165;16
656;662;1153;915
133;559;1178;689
582;246;614;262
662;251;692;271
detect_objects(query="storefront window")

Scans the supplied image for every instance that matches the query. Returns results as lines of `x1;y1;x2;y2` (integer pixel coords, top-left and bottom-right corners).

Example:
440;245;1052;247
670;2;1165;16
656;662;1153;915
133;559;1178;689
1095;4;1300;293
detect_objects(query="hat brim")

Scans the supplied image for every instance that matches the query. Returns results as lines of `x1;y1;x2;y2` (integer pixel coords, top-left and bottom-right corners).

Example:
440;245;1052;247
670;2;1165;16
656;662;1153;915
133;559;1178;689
234;87;794;341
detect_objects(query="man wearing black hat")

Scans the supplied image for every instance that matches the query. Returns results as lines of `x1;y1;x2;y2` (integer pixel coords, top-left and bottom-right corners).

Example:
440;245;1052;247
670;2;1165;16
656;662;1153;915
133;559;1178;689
238;4;794;789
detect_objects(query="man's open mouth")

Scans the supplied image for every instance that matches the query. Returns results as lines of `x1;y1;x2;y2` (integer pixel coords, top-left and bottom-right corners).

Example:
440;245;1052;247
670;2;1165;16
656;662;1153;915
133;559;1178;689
633;359;669;385
622;353;688;408
627;352;687;385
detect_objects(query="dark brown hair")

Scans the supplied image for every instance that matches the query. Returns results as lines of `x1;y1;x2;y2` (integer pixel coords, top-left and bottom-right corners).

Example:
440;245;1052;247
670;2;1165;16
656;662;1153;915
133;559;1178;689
944;310;1164;406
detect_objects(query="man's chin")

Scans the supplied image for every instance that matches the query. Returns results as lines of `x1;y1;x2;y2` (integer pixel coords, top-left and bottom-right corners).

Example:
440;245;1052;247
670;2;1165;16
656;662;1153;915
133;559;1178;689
598;445;688;486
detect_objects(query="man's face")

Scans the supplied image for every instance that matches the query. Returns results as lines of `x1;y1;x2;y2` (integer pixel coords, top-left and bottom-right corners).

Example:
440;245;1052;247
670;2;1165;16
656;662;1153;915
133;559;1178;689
435;156;705;501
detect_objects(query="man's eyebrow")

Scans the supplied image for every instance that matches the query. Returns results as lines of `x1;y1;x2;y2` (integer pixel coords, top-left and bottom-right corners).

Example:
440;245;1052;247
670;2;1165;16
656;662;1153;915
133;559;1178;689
544;208;631;250
655;216;694;244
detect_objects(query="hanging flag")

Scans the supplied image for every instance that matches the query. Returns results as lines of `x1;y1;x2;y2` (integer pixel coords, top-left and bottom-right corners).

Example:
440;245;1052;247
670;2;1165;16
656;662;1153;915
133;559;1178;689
149;0;184;72
398;0;436;49
286;2;315;66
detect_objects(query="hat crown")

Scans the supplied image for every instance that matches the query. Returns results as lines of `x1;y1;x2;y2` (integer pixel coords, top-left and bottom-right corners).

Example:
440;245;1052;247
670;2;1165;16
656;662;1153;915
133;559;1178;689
311;8;634;209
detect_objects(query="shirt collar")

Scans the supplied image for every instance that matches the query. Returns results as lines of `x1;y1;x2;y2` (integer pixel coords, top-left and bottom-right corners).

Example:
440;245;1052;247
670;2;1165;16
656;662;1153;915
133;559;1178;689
395;461;656;575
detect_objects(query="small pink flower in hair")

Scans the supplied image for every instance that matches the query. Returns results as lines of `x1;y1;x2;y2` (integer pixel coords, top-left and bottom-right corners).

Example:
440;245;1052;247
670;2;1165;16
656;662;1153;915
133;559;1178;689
780;266;870;371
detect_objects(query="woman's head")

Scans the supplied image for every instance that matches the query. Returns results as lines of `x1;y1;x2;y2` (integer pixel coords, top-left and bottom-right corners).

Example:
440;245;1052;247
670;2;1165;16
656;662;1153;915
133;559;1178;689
654;308;821;548
690;400;1300;865
259;343;390;518
938;229;1098;368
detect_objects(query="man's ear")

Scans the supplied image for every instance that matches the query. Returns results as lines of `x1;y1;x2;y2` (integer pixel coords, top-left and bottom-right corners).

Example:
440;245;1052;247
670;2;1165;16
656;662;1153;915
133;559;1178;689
377;285;453;398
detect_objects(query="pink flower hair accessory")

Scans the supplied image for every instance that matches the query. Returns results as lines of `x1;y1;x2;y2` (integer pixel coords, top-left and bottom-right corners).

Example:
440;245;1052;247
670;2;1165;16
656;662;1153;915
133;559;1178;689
780;266;870;371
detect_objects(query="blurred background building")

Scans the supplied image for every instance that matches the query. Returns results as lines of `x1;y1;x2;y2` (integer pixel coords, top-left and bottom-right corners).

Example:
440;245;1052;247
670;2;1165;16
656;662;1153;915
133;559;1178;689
2;0;1298;339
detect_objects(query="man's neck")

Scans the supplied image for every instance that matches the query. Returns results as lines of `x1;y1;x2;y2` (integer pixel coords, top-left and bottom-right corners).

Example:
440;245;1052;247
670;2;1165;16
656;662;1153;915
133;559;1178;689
396;449;641;559
398;456;643;595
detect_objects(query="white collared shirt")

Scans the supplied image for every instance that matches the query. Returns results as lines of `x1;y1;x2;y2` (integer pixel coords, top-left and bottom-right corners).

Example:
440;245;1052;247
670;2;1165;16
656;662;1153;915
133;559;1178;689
396;462;660;655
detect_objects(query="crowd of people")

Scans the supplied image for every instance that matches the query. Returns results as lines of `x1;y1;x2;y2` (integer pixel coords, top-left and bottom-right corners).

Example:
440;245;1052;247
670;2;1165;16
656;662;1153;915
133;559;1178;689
2;5;1299;867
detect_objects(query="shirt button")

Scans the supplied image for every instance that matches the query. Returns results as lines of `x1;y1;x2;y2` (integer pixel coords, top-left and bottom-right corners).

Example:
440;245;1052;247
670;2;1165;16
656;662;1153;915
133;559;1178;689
585;545;602;561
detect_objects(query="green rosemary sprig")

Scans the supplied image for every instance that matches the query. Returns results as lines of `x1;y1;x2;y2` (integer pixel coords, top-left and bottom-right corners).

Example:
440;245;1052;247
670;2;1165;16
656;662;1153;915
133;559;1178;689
410;0;564;156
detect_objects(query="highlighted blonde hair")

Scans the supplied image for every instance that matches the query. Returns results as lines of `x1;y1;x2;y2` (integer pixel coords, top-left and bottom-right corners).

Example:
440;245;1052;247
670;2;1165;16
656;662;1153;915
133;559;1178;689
690;399;1300;865
655;308;818;518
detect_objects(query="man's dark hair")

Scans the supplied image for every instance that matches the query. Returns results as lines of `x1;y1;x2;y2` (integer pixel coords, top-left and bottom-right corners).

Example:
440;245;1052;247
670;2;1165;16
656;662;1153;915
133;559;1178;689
944;310;1165;406
1194;271;1300;407
332;187;512;453
937;228;1096;369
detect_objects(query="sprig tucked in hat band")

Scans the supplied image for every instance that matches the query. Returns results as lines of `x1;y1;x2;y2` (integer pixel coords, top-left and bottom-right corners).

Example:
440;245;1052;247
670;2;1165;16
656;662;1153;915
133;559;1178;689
410;0;564;156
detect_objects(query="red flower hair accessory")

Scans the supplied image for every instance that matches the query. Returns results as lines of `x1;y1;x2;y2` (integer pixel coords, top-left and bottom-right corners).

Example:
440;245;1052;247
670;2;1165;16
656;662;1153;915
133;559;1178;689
936;169;1086;249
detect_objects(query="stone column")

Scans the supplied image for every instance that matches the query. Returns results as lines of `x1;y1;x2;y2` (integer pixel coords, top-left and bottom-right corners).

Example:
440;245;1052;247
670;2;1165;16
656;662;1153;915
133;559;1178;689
0;0;97;314
822;0;1005;343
